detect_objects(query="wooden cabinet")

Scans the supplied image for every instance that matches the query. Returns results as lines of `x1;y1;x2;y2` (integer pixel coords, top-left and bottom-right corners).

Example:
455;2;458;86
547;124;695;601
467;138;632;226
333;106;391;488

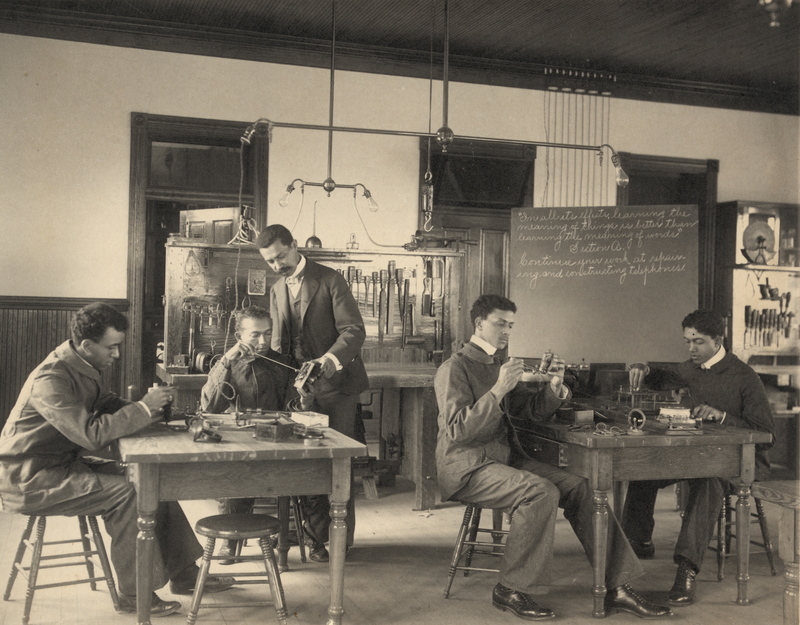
714;200;800;479
714;201;799;372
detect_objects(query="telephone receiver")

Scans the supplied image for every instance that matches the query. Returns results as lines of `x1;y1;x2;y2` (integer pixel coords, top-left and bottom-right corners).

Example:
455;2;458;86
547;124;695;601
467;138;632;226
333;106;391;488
294;361;322;395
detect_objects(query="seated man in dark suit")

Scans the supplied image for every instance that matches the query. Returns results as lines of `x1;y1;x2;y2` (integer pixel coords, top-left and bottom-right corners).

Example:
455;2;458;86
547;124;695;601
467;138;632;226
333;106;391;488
201;305;312;562
622;309;775;606
435;294;671;620
0;302;232;617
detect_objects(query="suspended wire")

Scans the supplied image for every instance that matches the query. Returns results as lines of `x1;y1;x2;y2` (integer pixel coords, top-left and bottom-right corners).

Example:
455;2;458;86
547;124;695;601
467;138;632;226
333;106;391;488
352;195;403;248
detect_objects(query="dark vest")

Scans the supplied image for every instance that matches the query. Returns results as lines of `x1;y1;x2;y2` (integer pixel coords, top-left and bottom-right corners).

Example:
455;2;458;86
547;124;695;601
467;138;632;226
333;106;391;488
287;285;307;363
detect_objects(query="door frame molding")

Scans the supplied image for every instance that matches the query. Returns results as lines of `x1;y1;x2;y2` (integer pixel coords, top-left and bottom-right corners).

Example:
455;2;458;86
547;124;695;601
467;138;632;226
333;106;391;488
126;112;269;392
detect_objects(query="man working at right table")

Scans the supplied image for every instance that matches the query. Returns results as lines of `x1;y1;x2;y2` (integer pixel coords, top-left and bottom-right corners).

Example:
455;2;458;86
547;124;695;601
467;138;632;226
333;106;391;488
436;294;671;620
623;309;774;607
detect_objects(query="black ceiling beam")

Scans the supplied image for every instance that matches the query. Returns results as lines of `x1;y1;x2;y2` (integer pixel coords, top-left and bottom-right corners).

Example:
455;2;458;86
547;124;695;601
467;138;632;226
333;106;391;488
1;6;796;116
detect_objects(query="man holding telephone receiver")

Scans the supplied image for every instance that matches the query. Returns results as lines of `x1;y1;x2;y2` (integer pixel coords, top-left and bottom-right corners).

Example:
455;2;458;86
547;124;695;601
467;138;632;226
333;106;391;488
258;224;368;562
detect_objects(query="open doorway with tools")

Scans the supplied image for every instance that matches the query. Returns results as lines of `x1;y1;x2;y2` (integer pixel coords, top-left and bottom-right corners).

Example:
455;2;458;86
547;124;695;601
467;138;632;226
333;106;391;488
127;113;269;393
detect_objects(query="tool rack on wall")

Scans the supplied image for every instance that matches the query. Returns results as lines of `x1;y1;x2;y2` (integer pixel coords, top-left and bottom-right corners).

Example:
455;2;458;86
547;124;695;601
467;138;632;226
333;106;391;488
158;235;463;411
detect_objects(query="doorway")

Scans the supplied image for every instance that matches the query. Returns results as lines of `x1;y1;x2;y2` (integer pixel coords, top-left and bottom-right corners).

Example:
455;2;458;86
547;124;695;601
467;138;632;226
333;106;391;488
126;113;269;393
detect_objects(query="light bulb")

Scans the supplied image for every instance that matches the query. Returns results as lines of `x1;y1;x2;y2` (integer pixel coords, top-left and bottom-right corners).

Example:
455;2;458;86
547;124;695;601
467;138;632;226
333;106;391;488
610;153;629;188
278;191;290;207
614;166;630;188
363;188;379;212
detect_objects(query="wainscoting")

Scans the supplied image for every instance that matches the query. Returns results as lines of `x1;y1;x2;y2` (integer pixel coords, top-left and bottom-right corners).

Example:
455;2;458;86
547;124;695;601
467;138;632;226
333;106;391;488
0;297;128;428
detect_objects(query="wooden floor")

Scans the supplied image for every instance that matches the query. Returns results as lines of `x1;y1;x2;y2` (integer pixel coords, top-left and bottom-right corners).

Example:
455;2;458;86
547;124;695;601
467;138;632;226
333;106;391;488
0;478;786;625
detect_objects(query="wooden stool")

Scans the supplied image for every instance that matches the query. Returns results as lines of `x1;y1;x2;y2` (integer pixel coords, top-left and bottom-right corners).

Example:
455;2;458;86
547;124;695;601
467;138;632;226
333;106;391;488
712;493;778;580
444;503;508;598
3;515;120;625
751;480;799;625
187;513;287;625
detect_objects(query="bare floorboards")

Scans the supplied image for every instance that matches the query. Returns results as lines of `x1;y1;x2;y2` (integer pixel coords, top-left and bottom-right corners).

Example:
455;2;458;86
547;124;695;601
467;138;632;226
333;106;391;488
0;478;785;625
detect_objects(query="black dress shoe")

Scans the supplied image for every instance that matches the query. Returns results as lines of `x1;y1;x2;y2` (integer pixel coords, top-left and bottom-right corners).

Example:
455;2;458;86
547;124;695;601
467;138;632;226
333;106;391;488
605;585;673;619
630;540;655;559
667;560;697;606
117;592;181;617
492;583;555;620
307;541;330;563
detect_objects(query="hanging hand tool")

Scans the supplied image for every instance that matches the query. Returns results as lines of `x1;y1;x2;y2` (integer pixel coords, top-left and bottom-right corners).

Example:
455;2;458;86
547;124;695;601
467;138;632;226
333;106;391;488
421;258;433;316
363;271;372;313
396;268;404;325
401;277;410;349
372;271;379;317
378;270;388;344
386;261;396;334
355;269;363;309
743;305;751;349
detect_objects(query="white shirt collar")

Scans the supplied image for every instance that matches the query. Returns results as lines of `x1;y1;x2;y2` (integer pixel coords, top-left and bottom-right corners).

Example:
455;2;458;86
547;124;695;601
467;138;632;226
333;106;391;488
470;334;497;356
289;255;307;281
701;345;726;369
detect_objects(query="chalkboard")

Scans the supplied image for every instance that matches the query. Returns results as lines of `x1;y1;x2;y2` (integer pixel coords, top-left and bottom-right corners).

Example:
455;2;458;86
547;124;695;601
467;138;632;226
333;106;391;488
509;205;699;365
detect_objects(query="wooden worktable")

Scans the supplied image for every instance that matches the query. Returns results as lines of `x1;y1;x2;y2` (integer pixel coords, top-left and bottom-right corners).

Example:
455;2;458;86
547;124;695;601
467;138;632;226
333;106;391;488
119;425;366;625
157;361;442;511
512;398;773;617
364;362;439;511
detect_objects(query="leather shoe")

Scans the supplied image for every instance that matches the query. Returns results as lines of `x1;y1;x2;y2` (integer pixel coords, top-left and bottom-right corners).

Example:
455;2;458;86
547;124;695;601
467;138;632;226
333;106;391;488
217;541;241;566
630;540;655;560
605;585;672;619
492;583;555;620
117;592;181;617
169;565;235;595
307;541;330;563
667;560;697;606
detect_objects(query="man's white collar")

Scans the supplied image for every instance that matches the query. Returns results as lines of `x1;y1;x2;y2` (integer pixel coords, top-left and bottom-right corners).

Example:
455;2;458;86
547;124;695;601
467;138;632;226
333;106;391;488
701;345;726;369
289;255;307;280
470;334;497;356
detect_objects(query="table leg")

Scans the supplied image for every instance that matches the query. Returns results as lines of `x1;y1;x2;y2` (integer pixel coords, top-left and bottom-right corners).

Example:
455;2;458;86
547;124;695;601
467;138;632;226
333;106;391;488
406;388;438;511
134;463;159;625
592;488;610;618
734;482;752;606
327;457;351;625
779;507;798;625
276;496;290;572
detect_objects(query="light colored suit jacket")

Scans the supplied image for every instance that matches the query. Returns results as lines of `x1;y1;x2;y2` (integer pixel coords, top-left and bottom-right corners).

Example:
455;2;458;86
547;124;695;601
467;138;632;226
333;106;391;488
270;258;368;396
0;340;151;512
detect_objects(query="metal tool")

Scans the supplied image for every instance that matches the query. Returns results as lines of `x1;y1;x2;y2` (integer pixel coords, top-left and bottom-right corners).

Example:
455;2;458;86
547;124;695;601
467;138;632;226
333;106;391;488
378;270;387;344
371;271;379;317
386;261;396;334
401;277;410;348
355;269;363;309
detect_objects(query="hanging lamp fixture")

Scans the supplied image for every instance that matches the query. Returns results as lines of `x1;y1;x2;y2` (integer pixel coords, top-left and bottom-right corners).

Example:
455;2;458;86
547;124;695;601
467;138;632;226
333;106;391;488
277;0;378;212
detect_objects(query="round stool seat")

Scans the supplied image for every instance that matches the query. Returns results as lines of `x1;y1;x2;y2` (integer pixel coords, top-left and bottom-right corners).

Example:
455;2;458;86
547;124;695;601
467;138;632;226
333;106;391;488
195;513;281;541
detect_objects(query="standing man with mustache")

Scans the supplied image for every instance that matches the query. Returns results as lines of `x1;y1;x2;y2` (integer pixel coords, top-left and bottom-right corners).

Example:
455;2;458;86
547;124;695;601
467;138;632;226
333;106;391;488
257;224;368;562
